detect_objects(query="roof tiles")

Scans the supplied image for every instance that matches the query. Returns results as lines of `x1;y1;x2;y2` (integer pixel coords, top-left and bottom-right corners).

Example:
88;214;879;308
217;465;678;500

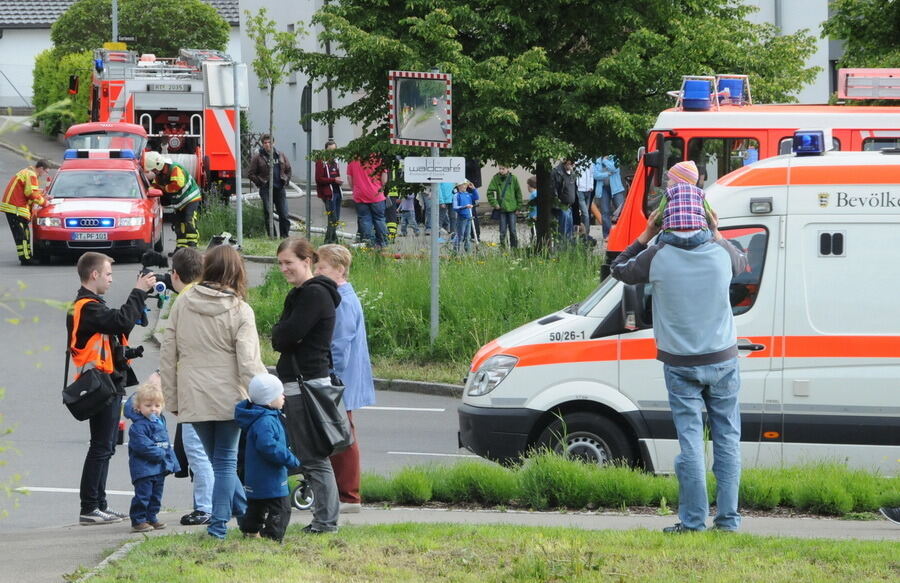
0;0;240;28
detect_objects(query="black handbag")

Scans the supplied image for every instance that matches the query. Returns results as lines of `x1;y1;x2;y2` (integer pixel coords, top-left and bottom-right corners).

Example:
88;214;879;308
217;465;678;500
289;355;354;459
62;363;117;421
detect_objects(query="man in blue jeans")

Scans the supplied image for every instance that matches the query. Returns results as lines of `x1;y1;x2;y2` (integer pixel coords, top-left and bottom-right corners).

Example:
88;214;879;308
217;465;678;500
346;157;387;248
610;167;747;532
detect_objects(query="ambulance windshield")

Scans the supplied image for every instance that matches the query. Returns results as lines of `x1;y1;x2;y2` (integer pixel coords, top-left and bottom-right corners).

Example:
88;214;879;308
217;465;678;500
570;276;618;316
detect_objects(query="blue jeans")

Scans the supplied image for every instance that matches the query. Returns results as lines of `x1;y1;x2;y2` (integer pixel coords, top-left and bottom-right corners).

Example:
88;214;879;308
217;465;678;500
598;184;625;238
552;207;574;242
663;358;742;531
355;199;387;247
498;211;518;248
400;209;419;235
454;217;472;252
576;190;594;234
192;420;247;538
130;473;165;525
324;189;342;244
422;194;433;231
181;423;213;514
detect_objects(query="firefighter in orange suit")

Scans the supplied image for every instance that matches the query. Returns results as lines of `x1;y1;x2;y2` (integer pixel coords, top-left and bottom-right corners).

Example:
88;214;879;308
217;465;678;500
1;159;50;265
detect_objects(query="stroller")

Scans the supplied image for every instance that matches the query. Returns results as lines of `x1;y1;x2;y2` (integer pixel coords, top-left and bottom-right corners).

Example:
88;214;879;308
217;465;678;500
288;472;315;511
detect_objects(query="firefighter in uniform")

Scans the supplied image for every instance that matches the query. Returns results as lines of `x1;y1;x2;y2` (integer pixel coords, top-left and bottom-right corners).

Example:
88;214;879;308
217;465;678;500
1;159;50;265
144;151;202;249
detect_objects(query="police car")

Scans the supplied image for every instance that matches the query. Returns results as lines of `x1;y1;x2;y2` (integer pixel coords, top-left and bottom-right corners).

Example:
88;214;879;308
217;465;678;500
32;149;164;261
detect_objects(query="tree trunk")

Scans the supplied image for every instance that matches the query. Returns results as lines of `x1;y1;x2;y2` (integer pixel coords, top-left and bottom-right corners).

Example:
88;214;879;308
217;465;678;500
534;159;555;251
267;86;276;238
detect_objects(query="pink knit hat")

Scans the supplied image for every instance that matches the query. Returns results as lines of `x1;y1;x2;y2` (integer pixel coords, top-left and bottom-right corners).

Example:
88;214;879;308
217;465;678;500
667;161;699;185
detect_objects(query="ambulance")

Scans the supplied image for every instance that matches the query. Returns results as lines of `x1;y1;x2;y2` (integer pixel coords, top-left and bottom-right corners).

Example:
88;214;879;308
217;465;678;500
458;132;900;475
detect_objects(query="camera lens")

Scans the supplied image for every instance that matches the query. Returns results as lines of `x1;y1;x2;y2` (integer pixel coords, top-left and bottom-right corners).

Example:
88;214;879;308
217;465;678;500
153;281;167;294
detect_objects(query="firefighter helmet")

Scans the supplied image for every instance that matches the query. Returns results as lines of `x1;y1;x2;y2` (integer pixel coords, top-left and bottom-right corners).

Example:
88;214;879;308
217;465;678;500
143;151;169;173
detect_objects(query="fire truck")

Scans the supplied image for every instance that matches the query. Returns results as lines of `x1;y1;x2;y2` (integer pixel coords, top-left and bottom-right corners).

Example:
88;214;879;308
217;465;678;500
89;47;240;196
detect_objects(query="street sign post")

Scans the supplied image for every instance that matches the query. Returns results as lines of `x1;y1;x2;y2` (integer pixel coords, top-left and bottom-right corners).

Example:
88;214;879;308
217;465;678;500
403;156;466;183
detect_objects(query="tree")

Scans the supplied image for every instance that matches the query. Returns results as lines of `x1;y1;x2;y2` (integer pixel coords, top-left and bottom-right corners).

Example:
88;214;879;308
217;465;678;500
293;0;818;246
51;0;229;57
245;8;304;237
823;0;900;68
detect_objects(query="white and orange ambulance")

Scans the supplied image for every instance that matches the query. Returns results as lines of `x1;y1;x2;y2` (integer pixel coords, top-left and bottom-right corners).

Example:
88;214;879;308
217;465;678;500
459;133;900;475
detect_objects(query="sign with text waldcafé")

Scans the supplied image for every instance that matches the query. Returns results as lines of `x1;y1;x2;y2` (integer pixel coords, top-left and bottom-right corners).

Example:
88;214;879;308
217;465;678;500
403;157;466;183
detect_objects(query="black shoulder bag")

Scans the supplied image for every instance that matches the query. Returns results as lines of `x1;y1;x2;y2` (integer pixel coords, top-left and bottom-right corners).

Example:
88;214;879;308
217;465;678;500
289;354;354;459
62;324;117;421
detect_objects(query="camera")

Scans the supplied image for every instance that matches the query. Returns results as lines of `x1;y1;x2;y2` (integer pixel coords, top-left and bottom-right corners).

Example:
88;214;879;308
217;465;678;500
137;251;171;326
114;344;144;369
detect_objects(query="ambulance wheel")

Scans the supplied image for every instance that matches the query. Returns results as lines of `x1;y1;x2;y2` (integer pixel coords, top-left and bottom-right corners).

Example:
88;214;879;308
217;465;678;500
536;412;637;466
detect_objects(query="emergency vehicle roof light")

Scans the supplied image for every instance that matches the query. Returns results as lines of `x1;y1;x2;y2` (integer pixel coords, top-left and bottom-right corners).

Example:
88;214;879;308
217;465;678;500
63;149;136;160
792;130;825;156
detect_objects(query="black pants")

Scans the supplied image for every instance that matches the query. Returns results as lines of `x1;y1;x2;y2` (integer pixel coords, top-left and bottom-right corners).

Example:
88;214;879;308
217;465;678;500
5;212;32;263
80;395;122;514
241;495;291;542
174;200;200;248
260;184;290;238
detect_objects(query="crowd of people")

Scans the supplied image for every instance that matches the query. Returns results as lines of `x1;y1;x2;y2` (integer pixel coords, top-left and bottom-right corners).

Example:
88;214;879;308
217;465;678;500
68;239;375;540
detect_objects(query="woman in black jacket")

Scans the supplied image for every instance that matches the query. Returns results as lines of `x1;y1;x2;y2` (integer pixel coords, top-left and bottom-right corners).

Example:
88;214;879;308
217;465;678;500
271;237;342;533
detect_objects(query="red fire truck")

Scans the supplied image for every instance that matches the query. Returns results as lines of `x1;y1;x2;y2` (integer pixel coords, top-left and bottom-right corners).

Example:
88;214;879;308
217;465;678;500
88;47;239;196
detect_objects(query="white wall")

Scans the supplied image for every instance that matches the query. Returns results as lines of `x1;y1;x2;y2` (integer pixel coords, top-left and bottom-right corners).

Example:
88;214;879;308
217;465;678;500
239;0;354;179
0;28;52;108
743;0;831;103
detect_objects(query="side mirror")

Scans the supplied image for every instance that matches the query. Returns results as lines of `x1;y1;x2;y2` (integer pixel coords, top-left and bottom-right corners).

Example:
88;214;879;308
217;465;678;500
643;149;662;168
68;75;79;96
621;284;652;331
147;187;163;198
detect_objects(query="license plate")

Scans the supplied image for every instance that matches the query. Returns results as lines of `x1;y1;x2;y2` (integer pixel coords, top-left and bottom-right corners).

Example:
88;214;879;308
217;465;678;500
72;232;109;241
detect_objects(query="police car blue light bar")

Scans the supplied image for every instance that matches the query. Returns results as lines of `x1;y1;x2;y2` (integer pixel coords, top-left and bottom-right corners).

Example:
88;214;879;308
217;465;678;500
793;130;826;156
63;149;136;160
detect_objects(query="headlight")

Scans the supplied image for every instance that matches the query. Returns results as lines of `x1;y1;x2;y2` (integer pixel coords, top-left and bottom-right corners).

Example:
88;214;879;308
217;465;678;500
467;354;518;396
118;216;145;226
36;217;61;227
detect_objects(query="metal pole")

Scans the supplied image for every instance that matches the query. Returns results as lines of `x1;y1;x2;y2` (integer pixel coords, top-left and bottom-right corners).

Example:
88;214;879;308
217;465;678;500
429;146;440;343
233;61;243;249
112;0;118;42
305;88;313;239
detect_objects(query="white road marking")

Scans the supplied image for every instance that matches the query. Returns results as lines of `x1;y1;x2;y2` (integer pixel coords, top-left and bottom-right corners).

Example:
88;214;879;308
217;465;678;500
387;451;480;458
362;406;446;412
17;486;133;496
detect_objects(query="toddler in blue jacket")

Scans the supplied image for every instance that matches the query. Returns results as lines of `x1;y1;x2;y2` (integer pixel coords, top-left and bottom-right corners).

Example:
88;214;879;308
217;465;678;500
234;373;300;542
125;376;179;533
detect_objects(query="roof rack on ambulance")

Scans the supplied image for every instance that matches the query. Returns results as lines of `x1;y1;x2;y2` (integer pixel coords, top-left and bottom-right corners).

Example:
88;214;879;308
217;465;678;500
670;74;753;111
837;68;900;100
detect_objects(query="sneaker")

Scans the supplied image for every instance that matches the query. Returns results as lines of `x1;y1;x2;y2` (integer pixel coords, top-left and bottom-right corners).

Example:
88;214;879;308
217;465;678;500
79;509;122;525
103;508;128;520
662;523;700;534
339;502;361;514
180;510;212;526
131;522;154;533
880;506;900;525
301;524;337;535
150;521;166;530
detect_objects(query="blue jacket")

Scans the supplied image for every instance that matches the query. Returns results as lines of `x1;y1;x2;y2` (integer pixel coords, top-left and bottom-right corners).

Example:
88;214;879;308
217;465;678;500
234;400;300;499
331;282;376;411
124;395;179;483
453;190;476;219
593;156;625;196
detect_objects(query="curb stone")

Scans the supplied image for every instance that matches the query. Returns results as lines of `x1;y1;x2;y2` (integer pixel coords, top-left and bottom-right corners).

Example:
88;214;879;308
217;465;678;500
73;540;141;582
263;366;463;399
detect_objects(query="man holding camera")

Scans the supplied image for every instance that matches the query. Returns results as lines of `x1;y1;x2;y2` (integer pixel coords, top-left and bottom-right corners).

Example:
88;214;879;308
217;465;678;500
70;252;156;525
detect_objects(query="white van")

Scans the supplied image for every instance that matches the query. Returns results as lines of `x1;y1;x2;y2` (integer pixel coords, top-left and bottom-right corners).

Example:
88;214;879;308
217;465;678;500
458;142;900;475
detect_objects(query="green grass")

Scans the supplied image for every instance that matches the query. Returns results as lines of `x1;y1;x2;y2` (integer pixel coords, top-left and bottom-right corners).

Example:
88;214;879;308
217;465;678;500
357;454;898;517
86;523;900;582
196;196;268;243
249;246;602;366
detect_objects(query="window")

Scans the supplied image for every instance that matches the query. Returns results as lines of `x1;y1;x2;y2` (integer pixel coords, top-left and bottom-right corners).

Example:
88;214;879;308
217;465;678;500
49;171;141;199
862;137;900;151
779;136;841;155
687;138;760;188
721;226;768;315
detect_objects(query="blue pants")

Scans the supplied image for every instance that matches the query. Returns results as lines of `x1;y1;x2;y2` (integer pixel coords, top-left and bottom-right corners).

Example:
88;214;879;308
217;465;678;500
355;200;387;247
181;423;213;514
192;420;247;538
400;209;419;235
498;211;518;248
598;184;625;238
552;207;574;242
130;473;165;525
324;189;342;244
454;217;472;252
663;358;742;531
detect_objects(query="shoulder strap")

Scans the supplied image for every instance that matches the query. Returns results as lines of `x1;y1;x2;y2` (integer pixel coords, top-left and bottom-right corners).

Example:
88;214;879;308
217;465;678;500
499;175;512;199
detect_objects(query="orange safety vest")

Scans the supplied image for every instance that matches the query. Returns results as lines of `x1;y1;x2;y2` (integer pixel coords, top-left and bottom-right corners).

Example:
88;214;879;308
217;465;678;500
69;298;128;377
1;167;45;220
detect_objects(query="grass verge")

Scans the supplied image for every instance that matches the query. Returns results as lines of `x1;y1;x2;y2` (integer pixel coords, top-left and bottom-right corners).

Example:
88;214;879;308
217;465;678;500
359;454;900;516
87;523;900;583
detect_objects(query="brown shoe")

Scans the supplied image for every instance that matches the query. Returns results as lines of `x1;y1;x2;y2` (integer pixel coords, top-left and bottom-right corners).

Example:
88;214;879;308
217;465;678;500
149;521;166;530
243;532;262;539
132;522;154;533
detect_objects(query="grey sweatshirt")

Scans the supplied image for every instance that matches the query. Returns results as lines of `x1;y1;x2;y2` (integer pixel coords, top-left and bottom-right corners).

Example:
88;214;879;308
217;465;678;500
610;235;747;366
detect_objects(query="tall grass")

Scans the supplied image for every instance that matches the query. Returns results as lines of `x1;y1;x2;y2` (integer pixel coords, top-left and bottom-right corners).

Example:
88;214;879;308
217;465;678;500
249;247;602;364
196;196;268;242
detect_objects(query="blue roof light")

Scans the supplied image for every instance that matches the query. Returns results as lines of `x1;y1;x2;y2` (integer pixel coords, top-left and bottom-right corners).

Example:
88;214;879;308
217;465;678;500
793;130;826;156
62;149;135;160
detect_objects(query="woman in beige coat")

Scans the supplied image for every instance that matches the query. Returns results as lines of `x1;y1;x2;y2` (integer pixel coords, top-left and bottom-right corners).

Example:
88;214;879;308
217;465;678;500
160;245;266;539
